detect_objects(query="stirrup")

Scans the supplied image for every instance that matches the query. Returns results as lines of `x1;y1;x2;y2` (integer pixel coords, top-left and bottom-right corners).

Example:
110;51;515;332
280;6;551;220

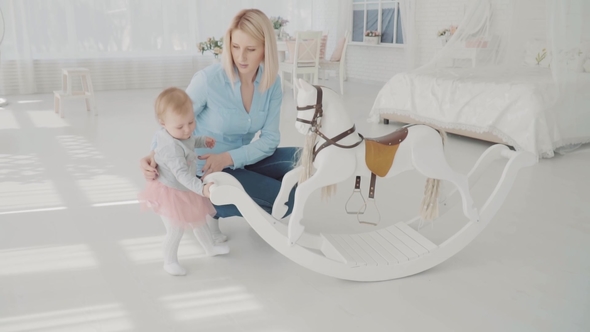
357;173;380;226
357;198;380;226
345;176;366;214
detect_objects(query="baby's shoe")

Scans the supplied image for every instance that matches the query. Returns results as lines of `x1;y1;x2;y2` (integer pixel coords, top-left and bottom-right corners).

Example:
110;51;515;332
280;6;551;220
207;216;228;243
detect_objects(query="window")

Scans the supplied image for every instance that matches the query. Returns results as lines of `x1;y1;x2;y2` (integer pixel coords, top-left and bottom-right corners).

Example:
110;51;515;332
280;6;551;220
352;0;403;44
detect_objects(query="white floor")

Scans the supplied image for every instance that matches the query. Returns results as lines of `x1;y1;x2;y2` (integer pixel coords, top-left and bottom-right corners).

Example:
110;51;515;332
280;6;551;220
0;78;589;332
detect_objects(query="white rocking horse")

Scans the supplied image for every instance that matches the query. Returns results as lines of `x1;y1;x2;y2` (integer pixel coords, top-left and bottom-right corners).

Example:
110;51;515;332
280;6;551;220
206;79;536;281
274;79;480;245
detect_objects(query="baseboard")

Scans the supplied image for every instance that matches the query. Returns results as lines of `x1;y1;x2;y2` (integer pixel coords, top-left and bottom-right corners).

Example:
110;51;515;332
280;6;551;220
344;77;387;86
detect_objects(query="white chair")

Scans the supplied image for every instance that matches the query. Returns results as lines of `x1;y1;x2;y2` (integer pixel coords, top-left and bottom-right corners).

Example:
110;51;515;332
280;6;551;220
279;31;323;99
319;31;350;95
54;68;97;118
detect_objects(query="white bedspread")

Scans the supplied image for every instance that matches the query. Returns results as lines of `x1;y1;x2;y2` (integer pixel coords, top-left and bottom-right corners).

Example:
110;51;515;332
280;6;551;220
369;66;573;158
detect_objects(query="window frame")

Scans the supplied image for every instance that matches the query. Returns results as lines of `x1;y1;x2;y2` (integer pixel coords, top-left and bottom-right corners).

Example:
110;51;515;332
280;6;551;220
350;0;403;46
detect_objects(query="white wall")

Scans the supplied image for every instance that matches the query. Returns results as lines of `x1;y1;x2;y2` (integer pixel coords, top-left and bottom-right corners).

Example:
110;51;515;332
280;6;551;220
345;45;407;83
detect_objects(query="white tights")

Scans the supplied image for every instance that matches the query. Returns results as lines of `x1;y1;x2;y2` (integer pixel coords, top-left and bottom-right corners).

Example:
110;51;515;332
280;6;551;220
161;216;229;276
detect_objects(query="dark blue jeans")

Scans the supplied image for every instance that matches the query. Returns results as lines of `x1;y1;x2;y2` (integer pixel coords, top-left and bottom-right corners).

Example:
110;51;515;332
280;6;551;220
213;147;298;219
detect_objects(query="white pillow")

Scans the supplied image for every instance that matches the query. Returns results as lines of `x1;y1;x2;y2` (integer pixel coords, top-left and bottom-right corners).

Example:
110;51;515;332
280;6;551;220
524;39;551;67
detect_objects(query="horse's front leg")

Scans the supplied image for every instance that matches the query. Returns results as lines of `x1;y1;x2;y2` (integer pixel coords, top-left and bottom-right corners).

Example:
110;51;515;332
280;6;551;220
272;166;303;219
288;156;356;245
288;174;336;245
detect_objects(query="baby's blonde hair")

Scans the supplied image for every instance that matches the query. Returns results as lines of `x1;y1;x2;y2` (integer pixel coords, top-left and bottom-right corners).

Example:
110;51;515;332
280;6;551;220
155;87;193;122
222;9;278;92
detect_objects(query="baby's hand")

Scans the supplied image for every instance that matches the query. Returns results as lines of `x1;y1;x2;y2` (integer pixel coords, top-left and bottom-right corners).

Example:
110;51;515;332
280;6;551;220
203;182;214;198
205;137;216;148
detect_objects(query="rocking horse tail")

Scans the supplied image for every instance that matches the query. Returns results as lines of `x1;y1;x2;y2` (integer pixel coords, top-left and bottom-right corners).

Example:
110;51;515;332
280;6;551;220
297;132;318;184
438;129;448;146
419;127;446;221
321;184;337;201
420;178;441;221
295;132;337;200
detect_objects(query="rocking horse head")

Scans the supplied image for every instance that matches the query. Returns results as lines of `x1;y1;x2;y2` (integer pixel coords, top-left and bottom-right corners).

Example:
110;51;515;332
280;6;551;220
294;79;350;136
294;79;323;135
294;79;359;198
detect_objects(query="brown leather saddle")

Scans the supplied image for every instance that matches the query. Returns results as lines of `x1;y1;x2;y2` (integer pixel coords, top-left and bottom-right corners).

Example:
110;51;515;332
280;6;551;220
365;127;409;177
346;127;409;225
365;127;409;196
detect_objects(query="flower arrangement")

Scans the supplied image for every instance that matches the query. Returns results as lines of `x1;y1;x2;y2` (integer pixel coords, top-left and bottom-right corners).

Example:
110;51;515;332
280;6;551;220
437;28;449;38
365;30;381;37
437;25;458;38
535;48;548;65
270;16;289;30
197;37;223;58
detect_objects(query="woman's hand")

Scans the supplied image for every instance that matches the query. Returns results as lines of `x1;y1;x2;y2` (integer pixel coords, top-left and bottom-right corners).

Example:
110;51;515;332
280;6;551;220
199;152;233;177
140;151;158;180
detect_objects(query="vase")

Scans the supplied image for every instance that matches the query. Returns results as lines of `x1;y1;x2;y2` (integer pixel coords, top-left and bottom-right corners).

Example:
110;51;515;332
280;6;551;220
274;29;280;38
364;36;380;45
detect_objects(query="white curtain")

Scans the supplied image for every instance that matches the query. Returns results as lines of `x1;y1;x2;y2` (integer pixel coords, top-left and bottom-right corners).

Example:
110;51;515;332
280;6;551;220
1;0;200;60
336;0;352;41
399;0;416;70
0;0;203;95
546;0;590;151
0;0;312;95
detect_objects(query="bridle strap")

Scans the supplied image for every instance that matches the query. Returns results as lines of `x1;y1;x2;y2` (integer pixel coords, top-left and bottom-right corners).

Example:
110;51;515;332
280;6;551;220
295;84;363;161
313;127;364;161
296;85;323;111
296;86;323;126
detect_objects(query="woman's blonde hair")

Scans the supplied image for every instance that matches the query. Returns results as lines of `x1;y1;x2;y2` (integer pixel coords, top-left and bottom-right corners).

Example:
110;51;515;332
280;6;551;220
222;9;278;92
154;87;193;122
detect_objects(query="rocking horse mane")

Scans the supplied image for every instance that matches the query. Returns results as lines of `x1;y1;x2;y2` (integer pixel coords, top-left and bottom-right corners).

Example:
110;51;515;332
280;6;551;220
296;130;318;182
296;85;342;200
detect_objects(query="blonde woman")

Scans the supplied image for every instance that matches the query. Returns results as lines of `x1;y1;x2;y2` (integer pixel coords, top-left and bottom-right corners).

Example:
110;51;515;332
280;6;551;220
140;9;297;242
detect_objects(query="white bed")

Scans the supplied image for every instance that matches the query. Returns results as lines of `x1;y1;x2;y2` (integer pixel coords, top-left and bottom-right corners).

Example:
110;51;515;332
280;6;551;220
369;66;590;158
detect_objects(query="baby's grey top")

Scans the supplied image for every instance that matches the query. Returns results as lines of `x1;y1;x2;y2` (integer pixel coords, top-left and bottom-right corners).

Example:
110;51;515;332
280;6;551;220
154;127;208;195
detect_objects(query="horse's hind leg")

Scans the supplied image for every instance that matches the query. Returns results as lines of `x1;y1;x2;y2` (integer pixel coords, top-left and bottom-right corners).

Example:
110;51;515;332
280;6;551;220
410;135;479;222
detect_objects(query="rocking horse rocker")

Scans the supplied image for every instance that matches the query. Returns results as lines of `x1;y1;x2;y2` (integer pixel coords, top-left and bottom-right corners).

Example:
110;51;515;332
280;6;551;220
206;79;536;282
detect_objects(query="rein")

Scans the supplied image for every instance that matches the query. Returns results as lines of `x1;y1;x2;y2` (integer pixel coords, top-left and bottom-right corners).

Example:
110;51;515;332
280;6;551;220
296;85;363;160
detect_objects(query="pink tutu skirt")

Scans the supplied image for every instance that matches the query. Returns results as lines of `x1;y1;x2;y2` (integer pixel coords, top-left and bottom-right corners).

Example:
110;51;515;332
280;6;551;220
138;180;216;228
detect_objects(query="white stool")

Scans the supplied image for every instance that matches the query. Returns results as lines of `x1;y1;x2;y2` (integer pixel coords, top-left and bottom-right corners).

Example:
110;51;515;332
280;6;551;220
54;68;97;118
